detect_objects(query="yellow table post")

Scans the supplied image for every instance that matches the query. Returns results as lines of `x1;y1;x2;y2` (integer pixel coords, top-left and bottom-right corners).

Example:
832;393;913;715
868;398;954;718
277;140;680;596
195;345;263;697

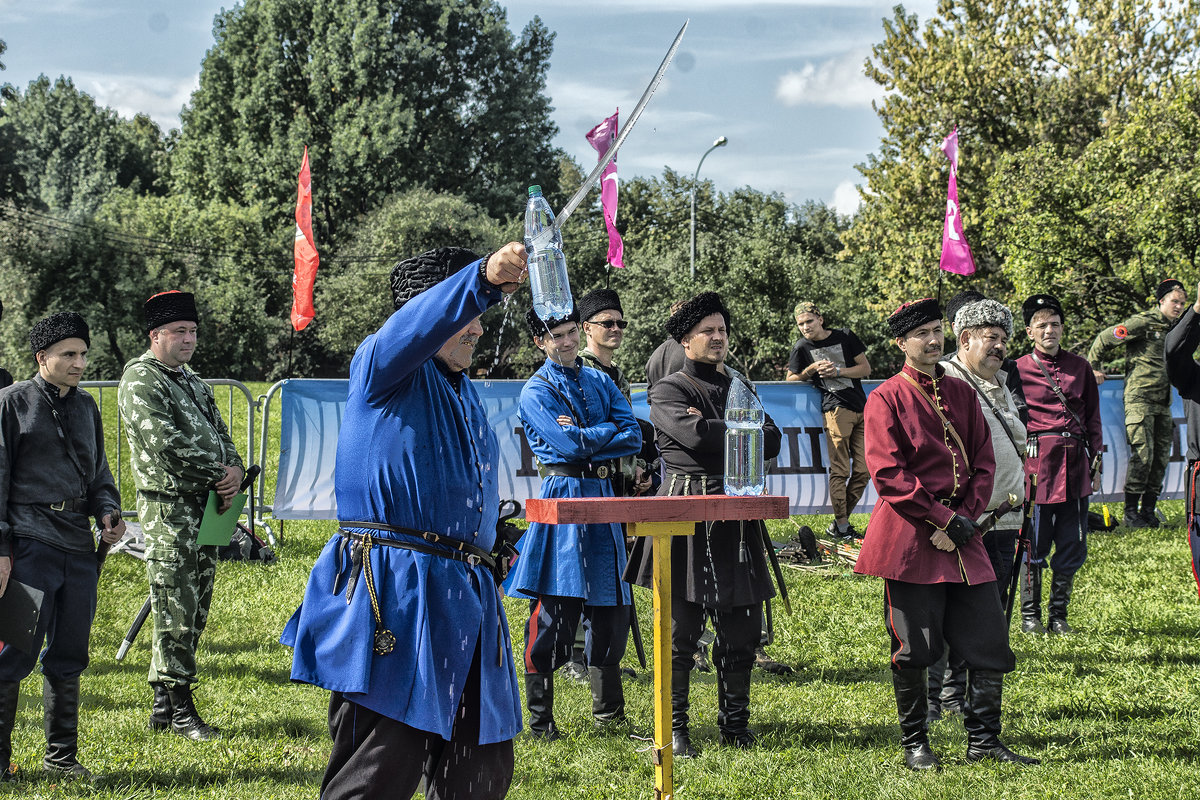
628;521;692;800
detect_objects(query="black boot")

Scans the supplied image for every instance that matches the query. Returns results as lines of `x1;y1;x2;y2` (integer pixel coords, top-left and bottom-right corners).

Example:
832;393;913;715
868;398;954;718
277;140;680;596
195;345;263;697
148;682;172;732
926;649;947;722
524;673;560;741
588;666;627;731
1047;571;1076;634
1141;492;1160;527
1124;493;1149;528
671;669;699;759
167;685;221;741
964;669;1040;765
717;670;756;749
893;668;941;771
1020;563;1046;634
939;656;968;717
0;681;19;784
42;677;93;780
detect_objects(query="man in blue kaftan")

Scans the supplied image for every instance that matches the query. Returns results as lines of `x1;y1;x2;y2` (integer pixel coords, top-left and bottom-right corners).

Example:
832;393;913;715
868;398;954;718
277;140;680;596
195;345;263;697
282;244;527;800
503;307;641;738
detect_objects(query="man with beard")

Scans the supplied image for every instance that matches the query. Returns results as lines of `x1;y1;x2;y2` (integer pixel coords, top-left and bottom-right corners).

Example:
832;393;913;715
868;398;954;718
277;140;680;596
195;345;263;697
1017;294;1102;635
624;292;782;757
282;244;527;799
855;298;1037;771
1087;279;1186;527
504;305;642;739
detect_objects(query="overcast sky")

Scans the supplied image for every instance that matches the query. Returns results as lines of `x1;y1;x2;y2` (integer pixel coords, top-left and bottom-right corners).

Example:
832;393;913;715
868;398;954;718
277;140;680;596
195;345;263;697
0;0;938;215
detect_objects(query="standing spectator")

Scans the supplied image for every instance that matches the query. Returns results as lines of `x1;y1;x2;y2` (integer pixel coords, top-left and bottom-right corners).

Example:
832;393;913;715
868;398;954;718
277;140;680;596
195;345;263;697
0;312;124;782
625;292;783;756
855;298;1037;771
282;245;527;798
1086;279;1186;527
505;306;642;738
644;300;689;393
785;301;871;540
1017;294;1102;635
118;292;244;740
1164;278;1200;600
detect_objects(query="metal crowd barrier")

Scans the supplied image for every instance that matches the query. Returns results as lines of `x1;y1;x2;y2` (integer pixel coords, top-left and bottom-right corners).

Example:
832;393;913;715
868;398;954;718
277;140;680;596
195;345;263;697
82;378;270;544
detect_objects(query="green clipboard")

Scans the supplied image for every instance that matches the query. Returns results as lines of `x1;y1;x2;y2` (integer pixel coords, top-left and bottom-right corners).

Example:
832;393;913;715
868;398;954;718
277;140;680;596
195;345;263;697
197;490;248;546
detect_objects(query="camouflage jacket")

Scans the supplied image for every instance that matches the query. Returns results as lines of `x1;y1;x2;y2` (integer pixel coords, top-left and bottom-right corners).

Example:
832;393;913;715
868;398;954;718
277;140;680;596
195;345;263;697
1086;307;1174;410
117;350;243;498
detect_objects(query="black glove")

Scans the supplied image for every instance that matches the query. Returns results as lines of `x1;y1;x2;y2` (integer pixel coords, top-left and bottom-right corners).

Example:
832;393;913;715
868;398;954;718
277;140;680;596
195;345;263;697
945;514;977;547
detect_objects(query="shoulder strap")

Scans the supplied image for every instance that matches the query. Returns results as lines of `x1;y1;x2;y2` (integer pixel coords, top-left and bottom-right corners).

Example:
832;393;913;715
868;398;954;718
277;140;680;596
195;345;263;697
534;372;583;424
899;371;972;474
33;382;88;487
1030;352;1093;456
943;360;1023;458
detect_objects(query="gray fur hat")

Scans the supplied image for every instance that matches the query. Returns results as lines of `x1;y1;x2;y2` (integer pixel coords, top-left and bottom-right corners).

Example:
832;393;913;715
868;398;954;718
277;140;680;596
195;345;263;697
954;299;1013;338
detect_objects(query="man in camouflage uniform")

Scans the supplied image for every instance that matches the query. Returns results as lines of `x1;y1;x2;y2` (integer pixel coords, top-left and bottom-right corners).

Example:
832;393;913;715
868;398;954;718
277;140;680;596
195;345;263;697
118;291;244;741
1086;279;1187;528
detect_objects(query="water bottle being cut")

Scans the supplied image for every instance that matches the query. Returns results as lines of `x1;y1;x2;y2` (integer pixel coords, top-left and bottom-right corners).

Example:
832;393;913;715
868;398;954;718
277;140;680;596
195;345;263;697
524;185;574;321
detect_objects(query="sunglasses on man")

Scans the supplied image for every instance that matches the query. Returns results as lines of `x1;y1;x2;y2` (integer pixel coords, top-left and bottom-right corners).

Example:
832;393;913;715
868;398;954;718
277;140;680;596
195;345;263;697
586;319;628;330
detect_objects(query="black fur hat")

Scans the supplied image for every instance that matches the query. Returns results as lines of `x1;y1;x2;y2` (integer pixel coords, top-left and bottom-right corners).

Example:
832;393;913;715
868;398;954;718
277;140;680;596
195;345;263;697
390;247;480;311
578;288;623;323
526;305;580;338
30;311;89;354
887;298;941;338
144;291;198;334
1156;278;1186;302
1022;294;1064;326
665;292;730;342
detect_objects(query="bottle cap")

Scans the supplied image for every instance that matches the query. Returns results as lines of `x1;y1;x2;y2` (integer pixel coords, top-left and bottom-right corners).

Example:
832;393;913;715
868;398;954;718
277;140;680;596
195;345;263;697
527;185;542;196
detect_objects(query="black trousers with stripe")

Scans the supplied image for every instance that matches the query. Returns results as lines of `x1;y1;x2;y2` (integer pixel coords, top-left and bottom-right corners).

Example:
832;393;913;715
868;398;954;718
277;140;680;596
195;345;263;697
883;579;1015;672
523;595;629;674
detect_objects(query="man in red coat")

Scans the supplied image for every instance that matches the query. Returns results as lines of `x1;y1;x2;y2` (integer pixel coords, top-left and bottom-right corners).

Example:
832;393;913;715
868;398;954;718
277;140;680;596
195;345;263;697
1016;294;1102;635
856;298;1038;771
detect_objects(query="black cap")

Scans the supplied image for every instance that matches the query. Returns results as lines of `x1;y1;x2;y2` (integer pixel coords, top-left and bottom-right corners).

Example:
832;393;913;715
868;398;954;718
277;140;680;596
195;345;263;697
30;311;89;354
944;290;985;335
887;298;941;338
145;291;198;334
526;305;580;338
1156;279;1186;302
578;288;623;323
1021;294;1064;325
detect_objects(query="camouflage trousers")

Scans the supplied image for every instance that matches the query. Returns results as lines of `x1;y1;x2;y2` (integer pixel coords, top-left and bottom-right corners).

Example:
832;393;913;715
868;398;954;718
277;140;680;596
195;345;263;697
1124;408;1175;496
137;492;217;688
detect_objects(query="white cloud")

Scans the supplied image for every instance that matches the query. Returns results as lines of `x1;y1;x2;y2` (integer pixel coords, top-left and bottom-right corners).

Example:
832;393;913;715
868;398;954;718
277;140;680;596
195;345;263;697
775;50;882;108
72;70;197;130
830;180;862;215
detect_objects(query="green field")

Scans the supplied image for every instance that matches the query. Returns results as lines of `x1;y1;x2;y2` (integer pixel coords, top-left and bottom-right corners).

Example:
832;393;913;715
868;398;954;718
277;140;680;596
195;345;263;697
3;383;1199;798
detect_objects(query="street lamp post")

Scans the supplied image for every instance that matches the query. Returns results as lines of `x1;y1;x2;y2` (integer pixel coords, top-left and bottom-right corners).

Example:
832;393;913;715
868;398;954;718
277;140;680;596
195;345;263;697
690;136;728;281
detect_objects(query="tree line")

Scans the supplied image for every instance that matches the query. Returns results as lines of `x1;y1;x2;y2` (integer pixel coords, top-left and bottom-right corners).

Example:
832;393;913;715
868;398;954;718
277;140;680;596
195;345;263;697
3;0;1200;385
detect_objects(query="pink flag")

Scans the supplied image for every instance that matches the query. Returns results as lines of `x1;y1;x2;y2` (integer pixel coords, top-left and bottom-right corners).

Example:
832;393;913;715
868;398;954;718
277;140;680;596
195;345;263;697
291;147;319;331
585;110;625;269
938;128;976;276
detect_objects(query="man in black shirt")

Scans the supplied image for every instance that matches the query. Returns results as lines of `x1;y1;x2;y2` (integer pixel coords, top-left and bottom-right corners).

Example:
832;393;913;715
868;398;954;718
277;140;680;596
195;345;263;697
786;301;871;539
0;312;124;783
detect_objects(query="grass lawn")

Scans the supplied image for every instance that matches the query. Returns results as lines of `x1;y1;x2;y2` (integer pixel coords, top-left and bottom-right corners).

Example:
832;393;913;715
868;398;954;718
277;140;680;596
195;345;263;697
4;383;1199;798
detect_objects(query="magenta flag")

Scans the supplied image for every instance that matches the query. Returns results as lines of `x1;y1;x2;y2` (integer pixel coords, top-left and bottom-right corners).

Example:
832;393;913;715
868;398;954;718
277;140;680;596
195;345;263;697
938;127;976;276
585;110;625;268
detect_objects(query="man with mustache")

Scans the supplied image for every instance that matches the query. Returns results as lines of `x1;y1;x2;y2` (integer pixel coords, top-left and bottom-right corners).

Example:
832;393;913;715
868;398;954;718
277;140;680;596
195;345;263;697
504;305;642;739
856;298;1037;771
1016;294;1102;636
282;245;527;799
1086;279;1187;528
118;291;244;741
0;312;124;783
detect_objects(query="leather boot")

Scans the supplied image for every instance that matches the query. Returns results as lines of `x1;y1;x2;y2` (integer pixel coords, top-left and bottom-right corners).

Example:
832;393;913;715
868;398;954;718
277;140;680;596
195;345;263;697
939;656;968;717
42;676;93;780
1047;571;1075;634
524;673;560;741
893;668;940;771
1141;492;1160;527
1020;563;1046;634
717;670;756;749
148;682;172;732
589;666;627;731
167;685;221;741
926;649;946;721
671;669;699;759
1122;492;1146;528
964;669;1040;765
0;681;19;783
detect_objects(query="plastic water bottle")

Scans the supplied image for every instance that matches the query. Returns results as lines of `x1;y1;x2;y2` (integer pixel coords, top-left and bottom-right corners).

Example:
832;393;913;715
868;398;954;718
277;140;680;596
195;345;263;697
724;377;765;496
524;185;574;321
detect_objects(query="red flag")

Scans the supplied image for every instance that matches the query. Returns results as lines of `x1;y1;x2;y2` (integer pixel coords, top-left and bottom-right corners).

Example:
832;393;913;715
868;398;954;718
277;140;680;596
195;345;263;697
291;147;319;331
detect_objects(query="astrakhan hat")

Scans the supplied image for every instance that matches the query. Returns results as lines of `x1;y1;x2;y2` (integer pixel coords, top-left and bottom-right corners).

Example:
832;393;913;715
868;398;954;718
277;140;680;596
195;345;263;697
954;299;1013;338
390;247;480;311
526;305;580;338
666;292;730;342
1021;294;1064;325
887;298;941;338
944;290;985;335
30;311;89;354
578;289;623;322
144;291;198;334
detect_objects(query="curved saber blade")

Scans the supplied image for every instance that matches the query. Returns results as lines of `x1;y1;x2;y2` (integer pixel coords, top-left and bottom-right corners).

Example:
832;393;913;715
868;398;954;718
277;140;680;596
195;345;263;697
553;19;689;232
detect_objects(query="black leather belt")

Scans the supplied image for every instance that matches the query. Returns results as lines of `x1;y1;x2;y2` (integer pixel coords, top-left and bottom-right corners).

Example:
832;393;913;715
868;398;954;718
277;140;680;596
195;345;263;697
1030;431;1085;440
337;523;496;572
539;461;616;479
48;497;88;513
